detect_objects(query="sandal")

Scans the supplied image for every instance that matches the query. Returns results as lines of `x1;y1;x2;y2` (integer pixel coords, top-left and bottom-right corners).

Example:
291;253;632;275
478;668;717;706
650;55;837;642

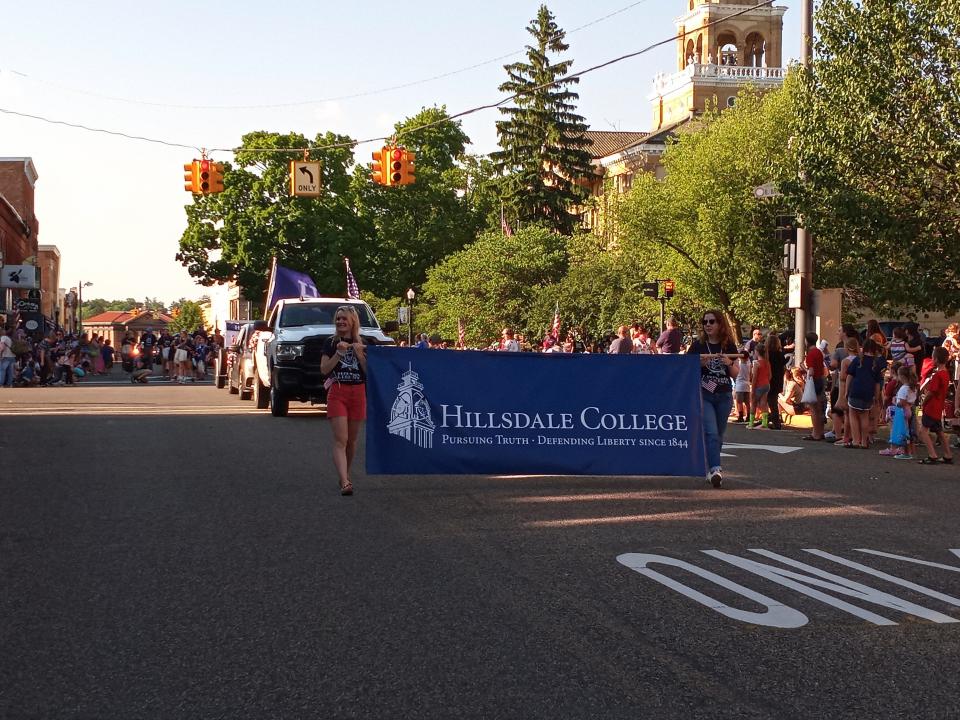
942;457;954;464
918;457;942;465
802;436;823;441
340;482;354;496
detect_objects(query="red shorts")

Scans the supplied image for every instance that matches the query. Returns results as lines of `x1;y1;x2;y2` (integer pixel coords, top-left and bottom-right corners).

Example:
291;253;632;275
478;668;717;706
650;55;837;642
326;382;366;420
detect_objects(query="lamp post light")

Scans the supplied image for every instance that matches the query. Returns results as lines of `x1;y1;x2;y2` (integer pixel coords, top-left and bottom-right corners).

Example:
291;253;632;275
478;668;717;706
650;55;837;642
78;281;93;335
406;288;415;346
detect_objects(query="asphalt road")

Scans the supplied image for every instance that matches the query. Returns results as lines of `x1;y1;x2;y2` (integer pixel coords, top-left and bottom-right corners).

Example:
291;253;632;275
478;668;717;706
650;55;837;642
2;384;959;719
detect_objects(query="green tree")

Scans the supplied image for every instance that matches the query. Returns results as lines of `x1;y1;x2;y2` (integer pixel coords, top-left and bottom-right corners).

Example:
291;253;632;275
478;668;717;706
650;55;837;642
788;0;960;314
168;300;207;334
420;225;568;345
616;88;795;333
352;107;485;299
491;4;594;235
176;130;367;299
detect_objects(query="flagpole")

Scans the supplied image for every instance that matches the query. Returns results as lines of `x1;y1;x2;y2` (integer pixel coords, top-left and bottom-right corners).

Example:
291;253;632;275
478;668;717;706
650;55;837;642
264;256;278;319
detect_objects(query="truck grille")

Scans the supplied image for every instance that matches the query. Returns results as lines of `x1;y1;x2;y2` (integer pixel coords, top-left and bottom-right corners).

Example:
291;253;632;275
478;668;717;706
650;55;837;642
301;336;329;366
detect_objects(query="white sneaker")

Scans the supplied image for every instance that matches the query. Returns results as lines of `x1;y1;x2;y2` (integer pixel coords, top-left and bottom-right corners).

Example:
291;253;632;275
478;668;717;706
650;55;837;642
824;431;837;440
708;466;723;489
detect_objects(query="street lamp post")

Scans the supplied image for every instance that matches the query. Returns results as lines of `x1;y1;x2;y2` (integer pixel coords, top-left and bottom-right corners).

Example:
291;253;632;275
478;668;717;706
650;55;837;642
406;288;415;346
794;0;814;364
78;281;93;335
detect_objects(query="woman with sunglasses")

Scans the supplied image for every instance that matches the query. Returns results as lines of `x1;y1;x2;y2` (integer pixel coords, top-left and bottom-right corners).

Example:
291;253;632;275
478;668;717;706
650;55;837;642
320;306;367;496
687;310;740;488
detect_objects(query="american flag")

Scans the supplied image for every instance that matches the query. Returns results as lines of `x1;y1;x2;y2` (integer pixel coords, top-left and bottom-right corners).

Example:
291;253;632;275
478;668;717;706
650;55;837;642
457;318;466;349
500;205;513;237
550;302;561;339
344;257;360;299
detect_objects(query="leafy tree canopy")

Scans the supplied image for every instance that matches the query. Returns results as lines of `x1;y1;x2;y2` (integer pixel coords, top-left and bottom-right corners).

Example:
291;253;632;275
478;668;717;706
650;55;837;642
176;130;366;300
168;300;207;334
420;225;568;346
617;87;795;333
788;0;960;314
351;107;486;299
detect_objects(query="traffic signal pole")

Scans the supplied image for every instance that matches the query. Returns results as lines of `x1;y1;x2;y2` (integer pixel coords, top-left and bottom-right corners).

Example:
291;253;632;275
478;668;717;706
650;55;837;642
794;0;814;365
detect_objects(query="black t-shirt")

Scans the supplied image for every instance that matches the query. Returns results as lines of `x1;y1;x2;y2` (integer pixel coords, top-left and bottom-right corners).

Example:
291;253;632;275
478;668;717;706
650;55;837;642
322;336;366;385
141;332;156;349
687;338;738;393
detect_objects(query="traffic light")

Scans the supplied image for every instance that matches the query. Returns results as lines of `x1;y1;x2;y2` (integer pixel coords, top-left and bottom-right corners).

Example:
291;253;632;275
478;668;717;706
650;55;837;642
774;214;797;244
388;147;403;185
197;159;212;193
184;161;199;193
400;148;416;185
208;162;224;193
664;280;676;298
370;147;386;185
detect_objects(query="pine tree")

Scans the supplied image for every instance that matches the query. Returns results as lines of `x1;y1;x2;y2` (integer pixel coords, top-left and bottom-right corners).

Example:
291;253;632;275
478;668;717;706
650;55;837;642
492;5;595;235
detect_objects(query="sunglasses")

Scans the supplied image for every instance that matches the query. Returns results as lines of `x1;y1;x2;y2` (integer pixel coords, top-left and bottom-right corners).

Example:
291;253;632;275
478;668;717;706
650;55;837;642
702;318;718;325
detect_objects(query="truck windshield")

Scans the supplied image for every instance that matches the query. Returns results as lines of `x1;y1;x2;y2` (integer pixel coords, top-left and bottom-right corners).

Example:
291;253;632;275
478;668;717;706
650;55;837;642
280;303;379;329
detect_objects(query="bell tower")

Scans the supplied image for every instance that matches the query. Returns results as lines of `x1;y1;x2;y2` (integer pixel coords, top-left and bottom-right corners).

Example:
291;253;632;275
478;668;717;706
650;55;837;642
650;0;788;129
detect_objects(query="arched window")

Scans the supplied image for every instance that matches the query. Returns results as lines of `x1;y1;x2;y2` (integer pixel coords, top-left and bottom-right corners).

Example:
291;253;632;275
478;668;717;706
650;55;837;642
696;34;704;64
745;32;766;67
717;32;738;65
686;39;696;65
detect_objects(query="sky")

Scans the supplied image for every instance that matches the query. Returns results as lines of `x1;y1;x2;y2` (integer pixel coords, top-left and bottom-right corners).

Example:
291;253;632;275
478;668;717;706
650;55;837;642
0;0;801;306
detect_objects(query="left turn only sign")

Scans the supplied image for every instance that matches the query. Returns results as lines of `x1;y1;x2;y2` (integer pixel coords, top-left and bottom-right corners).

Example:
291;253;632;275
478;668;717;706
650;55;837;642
290;161;322;197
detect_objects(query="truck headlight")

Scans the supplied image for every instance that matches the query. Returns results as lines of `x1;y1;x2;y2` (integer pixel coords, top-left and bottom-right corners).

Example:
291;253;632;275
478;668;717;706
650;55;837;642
276;343;304;360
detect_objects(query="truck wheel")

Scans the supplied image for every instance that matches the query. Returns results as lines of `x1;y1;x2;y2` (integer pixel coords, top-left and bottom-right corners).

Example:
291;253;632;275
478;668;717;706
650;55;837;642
239;371;252;400
254;371;270;409
270;384;289;417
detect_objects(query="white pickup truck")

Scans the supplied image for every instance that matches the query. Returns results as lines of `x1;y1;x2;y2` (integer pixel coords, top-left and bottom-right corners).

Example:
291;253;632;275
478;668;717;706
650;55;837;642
252;297;396;416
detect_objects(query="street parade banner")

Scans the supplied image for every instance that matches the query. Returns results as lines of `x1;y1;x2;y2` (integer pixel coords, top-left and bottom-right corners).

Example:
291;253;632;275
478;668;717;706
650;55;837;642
366;348;706;477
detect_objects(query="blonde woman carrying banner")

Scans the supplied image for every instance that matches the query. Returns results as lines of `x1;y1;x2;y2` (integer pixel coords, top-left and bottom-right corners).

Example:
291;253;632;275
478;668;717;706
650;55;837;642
320;306;367;496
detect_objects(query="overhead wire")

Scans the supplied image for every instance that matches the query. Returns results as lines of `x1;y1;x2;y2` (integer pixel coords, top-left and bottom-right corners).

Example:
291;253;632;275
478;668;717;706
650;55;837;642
0;0;657;112
0;0;777;158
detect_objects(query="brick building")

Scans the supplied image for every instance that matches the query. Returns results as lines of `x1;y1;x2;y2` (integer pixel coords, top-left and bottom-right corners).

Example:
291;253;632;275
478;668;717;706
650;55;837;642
0;157;41;325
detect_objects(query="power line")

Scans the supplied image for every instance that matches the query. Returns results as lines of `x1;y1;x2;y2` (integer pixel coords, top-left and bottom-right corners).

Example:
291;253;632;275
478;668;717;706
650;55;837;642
1;0;656;112
0;106;201;151
0;0;777;157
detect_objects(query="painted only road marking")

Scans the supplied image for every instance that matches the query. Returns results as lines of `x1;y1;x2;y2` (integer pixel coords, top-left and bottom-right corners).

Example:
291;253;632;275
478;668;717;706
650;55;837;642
722;442;803;458
618;548;960;628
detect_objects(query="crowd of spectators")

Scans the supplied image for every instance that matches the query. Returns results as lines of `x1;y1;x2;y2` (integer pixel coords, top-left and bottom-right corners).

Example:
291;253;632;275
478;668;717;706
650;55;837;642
0;325;222;387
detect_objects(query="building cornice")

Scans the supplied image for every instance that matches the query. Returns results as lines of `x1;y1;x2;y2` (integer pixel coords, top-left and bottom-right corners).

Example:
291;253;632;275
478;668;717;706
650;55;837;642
0;157;39;187
676;4;787;26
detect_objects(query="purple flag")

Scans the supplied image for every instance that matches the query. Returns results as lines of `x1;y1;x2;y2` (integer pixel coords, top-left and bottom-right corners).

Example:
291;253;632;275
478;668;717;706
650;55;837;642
265;259;319;313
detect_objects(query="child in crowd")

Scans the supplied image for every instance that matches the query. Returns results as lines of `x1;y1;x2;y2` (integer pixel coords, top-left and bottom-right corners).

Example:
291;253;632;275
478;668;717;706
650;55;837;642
843;338;885;448
881;366;917;459
734;350;752;423
882;361;902;423
917;346;954;465
777;367;806;422
749;344;771;428
888;327;913;367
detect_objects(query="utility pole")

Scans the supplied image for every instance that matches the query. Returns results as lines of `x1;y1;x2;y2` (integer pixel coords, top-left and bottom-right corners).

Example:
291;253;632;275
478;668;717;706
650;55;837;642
794;0;814;365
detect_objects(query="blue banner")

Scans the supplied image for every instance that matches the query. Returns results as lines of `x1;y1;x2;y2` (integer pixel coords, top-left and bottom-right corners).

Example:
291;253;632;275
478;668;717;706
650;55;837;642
365;348;706;477
265;262;319;312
